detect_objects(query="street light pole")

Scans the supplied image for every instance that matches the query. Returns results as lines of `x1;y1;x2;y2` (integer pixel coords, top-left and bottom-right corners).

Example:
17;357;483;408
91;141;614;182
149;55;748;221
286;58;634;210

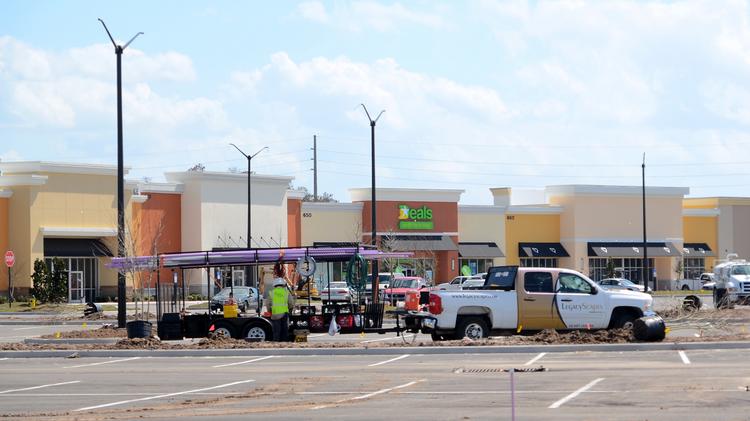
99;19;143;329
361;105;385;303
642;153;649;292
230;144;268;248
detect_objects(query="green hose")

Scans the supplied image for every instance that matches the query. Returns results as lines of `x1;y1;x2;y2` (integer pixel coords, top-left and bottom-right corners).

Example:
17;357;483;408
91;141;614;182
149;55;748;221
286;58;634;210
346;253;368;292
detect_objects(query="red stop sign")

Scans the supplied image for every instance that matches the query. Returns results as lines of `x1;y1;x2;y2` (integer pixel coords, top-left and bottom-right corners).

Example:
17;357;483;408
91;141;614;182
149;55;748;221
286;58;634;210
4;251;14;268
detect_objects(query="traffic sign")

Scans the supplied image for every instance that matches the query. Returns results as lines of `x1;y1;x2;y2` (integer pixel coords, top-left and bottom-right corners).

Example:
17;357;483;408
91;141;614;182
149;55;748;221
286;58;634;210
4;251;14;268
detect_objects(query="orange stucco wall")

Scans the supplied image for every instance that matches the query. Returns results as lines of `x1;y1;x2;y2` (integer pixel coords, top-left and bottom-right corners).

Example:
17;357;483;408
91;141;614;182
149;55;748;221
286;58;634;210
287;198;301;247
0;198;8;291
132;193;182;288
360;201;458;239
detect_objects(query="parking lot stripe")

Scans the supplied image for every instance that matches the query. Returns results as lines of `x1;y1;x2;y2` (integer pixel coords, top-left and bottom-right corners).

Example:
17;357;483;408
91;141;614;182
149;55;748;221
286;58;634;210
360;334;415;344
74;379;255;412
65;357;141;369
679;351;691;365
12;326;46;331
524;352;546;366
312;379;424;410
368;354;410;367
0;381;81;395
548;378;605;409
212;355;275;368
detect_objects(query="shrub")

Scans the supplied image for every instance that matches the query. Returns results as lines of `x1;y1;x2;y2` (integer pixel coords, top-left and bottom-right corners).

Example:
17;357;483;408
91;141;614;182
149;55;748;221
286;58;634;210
30;258;68;303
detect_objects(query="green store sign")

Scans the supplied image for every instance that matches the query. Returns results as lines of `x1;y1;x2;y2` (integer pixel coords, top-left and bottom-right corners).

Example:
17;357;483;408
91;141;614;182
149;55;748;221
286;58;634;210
398;204;434;230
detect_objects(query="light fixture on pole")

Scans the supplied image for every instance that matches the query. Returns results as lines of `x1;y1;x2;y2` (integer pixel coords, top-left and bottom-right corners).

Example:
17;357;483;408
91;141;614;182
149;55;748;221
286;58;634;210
230;144;269;248
99;18;143;329
361;104;385;303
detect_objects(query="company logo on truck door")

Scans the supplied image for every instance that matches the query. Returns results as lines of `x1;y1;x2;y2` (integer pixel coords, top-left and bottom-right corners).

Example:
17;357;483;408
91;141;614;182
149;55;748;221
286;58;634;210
398;205;434;230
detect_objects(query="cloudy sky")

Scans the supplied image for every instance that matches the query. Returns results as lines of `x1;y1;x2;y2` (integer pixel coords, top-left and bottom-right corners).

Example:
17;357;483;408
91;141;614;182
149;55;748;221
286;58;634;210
2;0;750;204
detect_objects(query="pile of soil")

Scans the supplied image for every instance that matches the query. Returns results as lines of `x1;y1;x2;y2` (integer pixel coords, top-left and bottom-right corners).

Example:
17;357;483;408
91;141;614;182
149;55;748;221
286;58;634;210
114;337;162;349
40;325;126;339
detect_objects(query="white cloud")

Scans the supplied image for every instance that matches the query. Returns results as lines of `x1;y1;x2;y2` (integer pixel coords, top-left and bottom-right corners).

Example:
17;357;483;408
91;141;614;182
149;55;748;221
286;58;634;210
295;1;447;32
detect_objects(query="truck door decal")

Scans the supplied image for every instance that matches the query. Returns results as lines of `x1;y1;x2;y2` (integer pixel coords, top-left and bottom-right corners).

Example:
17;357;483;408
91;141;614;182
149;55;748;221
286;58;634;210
517;271;567;330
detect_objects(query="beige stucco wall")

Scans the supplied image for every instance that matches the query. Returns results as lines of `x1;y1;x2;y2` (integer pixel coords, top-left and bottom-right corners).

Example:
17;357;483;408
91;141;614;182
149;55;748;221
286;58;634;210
301;203;363;246
548;188;686;281
7;173;129;295
458;206;506;265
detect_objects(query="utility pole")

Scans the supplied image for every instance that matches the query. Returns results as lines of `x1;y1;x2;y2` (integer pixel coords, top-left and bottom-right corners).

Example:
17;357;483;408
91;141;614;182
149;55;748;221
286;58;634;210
361;105;385;303
313;135;318;201
99;18;143;329
642;153;649;292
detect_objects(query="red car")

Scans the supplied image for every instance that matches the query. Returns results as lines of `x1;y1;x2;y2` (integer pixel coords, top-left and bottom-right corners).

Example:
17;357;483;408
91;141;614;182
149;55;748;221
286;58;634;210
382;276;429;305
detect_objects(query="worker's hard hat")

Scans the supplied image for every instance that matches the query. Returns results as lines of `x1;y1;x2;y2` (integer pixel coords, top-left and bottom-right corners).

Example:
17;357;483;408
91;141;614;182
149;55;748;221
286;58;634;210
273;278;286;287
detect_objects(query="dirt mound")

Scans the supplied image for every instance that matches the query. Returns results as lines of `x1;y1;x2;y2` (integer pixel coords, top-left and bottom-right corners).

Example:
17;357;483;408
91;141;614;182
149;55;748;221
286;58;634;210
40;325;126;339
114;337;162;349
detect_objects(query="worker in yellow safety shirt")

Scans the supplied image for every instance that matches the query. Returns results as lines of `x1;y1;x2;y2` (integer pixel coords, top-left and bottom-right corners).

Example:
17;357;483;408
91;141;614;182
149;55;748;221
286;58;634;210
269;261;295;341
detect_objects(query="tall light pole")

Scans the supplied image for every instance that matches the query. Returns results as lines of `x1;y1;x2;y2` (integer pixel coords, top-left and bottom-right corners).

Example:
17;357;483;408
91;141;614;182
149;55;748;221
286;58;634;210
99;18;143;329
230;144;268;248
361;104;384;303
642;153;649;292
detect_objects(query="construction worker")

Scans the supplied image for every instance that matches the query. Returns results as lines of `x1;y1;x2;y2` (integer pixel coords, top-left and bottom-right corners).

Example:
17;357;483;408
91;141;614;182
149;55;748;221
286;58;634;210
269;262;295;341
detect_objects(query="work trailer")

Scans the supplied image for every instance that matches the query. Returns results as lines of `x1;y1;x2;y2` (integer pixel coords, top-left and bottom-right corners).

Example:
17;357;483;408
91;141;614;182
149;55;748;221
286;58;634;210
109;246;412;341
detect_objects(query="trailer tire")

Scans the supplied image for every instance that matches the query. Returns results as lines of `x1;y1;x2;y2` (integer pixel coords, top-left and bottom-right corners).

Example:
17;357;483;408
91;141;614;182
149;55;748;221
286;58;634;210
456;317;489;340
242;321;271;342
211;321;236;339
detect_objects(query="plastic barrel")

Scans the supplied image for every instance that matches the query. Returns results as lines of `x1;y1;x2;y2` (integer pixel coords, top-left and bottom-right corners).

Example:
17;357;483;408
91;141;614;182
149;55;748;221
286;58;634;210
633;316;666;342
126;320;153;339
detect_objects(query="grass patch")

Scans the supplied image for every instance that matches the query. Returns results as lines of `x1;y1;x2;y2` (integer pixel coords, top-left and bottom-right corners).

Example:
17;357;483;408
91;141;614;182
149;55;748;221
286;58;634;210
187;302;209;310
652;290;710;296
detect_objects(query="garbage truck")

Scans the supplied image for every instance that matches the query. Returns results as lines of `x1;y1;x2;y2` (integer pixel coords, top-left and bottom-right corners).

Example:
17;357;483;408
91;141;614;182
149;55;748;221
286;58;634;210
713;254;750;308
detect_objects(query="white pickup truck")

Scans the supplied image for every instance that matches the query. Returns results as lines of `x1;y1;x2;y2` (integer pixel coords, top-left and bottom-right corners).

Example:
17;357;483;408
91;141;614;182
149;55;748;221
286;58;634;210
421;266;655;340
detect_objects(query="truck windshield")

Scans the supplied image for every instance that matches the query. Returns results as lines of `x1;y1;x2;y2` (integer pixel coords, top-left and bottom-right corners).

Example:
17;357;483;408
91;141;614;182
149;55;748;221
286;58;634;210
391;279;418;288
731;265;750;275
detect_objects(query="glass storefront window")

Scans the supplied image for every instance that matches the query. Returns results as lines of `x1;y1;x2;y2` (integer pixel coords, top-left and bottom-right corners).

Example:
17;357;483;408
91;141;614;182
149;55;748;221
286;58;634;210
520;258;558;268
683;258;705;280
459;259;493;276
45;257;99;303
588;257;654;284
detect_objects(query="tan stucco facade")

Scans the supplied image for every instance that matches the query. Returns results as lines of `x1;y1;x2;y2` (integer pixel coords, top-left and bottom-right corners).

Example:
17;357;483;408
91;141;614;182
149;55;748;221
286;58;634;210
458;205;506;266
300;202;364;246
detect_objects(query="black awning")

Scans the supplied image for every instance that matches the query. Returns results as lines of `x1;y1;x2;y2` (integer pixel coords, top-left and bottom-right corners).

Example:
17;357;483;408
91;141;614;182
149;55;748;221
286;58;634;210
312;242;360;248
458;242;504;258
587;242;680;257
519;242;569;258
44;238;113;257
682;243;714;257
388;235;458;251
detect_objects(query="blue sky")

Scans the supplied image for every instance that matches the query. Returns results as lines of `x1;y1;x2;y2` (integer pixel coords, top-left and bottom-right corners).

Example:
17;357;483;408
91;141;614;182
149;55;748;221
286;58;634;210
3;0;750;204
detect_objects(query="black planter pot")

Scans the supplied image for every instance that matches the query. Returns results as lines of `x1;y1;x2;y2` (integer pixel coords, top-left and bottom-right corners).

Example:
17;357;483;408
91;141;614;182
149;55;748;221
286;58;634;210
126;320;153;339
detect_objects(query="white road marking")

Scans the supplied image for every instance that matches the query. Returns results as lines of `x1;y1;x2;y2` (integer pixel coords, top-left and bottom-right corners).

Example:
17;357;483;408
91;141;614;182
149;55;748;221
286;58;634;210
524;352;546;366
212;355;275;368
313;379;423;410
679;351;691;365
65;357;141;369
548;378;605;409
360;334;415;344
307;333;328;338
0;358;8;361
0;381;81;395
74;379;255;412
368;354;410;367
12;326;48;331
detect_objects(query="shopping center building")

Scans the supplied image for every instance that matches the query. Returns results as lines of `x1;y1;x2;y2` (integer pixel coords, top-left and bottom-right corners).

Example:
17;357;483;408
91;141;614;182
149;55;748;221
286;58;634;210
1;160;746;301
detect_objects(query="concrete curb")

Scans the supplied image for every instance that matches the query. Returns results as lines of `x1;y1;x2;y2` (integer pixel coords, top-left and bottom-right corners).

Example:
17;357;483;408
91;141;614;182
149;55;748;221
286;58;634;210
2;340;749;358
0;320;114;326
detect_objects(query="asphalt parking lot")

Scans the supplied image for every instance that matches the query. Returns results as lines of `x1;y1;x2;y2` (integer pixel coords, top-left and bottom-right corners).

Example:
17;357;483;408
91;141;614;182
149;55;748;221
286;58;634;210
1;348;749;420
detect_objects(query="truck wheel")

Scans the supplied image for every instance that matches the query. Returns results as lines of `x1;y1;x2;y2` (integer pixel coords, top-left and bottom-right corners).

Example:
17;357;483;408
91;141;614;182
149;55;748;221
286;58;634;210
242;321;271;341
456;317;489;340
612;312;637;330
211;321;236;339
681;285;690;291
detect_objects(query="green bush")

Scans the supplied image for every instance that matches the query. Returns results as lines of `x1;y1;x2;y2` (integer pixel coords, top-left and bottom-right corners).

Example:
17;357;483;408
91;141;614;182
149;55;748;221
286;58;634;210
188;293;207;301
30;258;68;303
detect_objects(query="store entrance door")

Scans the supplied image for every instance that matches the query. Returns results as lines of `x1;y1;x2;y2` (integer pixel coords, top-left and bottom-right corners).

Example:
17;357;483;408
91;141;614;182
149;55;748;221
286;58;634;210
69;271;84;303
